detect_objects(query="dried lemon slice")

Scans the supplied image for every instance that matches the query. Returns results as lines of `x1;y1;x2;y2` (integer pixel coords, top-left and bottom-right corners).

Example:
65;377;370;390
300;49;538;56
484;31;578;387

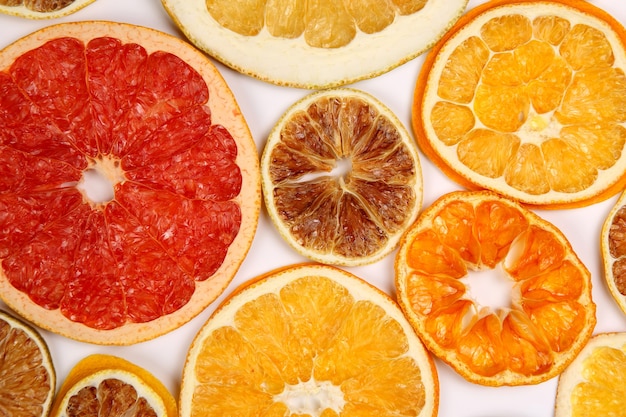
0;0;96;18
261;88;423;266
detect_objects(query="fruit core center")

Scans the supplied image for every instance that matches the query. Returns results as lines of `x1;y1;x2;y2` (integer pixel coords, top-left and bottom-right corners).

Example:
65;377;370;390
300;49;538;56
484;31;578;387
273;379;346;416
296;157;353;184
77;155;125;205
461;265;513;312
520;110;562;143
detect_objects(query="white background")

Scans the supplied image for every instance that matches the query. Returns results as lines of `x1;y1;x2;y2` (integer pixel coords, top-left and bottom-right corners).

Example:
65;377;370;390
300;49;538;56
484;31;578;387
1;1;626;416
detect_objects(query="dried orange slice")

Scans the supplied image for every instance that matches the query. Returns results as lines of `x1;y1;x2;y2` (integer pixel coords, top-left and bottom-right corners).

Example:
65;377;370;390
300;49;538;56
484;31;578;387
395;190;596;386
261;89;423;266
0;22;260;345
162;0;468;88
601;190;626;315
0;0;95;18
413;0;626;209
180;263;438;417
50;354;177;417
0;309;55;417
555;332;626;417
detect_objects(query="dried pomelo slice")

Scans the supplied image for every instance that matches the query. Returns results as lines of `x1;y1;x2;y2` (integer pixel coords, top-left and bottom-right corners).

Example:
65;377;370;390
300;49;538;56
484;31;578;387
414;0;626;209
261;88;423;266
395;190;596;386
180;263;438;417
50;354;177;417
0;22;260;345
162;0;468;88
0;309;55;417
0;0;96;19
601;190;626;315
555;332;626;417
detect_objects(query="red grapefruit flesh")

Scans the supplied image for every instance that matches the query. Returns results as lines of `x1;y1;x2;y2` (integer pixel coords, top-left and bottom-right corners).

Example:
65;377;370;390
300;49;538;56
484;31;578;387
0;22;260;345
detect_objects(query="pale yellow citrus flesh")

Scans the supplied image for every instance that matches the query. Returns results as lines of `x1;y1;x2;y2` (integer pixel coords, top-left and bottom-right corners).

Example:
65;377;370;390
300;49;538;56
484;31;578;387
415;0;626;208
261;89;422;266
395;190;596;386
162;0;468;88
555;333;626;417
180;264;438;417
0;310;55;417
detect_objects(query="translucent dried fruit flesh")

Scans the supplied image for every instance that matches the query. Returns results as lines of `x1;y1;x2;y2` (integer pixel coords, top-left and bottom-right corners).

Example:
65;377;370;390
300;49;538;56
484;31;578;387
418;2;626;207
396;191;595;385
184;266;435;417
0;311;54;417
263;90;421;265
204;0;427;47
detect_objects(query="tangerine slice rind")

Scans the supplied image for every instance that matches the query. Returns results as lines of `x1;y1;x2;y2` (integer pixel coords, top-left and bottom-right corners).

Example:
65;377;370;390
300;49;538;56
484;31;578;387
415;0;626;208
395;190;596;386
162;0;468;88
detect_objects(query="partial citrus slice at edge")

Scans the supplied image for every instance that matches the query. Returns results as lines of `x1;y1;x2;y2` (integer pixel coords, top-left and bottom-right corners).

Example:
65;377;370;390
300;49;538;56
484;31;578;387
180;263;439;417
601;191;626;316
0;0;96;19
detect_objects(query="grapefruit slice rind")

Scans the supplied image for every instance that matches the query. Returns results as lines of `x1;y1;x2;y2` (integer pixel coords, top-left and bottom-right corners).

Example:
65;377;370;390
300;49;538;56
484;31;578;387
162;0;469;88
0;21;260;345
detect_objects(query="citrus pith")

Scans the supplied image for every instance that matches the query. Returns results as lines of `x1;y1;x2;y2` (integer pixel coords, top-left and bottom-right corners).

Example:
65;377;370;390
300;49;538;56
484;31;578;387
395;190;596;386
261;88;422;266
180;263;438;417
413;0;626;209
162;0;468;88
0;21;260;345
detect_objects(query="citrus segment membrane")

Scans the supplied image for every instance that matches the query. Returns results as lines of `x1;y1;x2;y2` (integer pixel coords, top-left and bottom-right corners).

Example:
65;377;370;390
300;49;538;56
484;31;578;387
555;332;626;417
180;264;438;417
0;22;260;345
395;191;596;386
0;0;95;18
0;309;55;417
51;354;177;417
414;0;626;208
162;0;468;88
601;190;626;316
261;89;422;266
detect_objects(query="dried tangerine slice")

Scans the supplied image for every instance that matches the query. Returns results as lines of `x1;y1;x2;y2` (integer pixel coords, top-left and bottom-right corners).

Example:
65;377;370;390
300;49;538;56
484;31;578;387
50;354;177;417
601;190;626;316
0;0;96;18
0;309;55;417
395;190;596;386
261;88;423;266
161;0;468;88
555;332;626;417
0;22;260;345
414;0;626;209
180;263;438;417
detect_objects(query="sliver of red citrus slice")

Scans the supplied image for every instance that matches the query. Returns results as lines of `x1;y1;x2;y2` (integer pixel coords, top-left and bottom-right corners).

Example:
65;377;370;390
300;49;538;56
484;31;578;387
0;21;260;345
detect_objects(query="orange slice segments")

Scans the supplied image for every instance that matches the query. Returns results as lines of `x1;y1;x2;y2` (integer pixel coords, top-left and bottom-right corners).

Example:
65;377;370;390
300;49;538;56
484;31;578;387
413;0;626;209
395;190;596;386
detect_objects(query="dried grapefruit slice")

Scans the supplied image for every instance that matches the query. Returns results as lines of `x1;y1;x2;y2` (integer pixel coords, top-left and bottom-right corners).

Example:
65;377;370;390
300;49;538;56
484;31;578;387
0;22;260;345
601;190;626;315
555;332;626;417
50;354;177;417
261;89;423;266
162;0;468;88
413;0;626;209
0;0;96;19
0;309;55;417
395;190;596;386
180;263;438;417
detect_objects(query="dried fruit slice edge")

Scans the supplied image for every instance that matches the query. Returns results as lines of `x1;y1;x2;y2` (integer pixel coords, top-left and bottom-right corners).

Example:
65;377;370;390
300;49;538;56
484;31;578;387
0;0;96;19
601;190;626;316
0;309;56;417
50;354;177;417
